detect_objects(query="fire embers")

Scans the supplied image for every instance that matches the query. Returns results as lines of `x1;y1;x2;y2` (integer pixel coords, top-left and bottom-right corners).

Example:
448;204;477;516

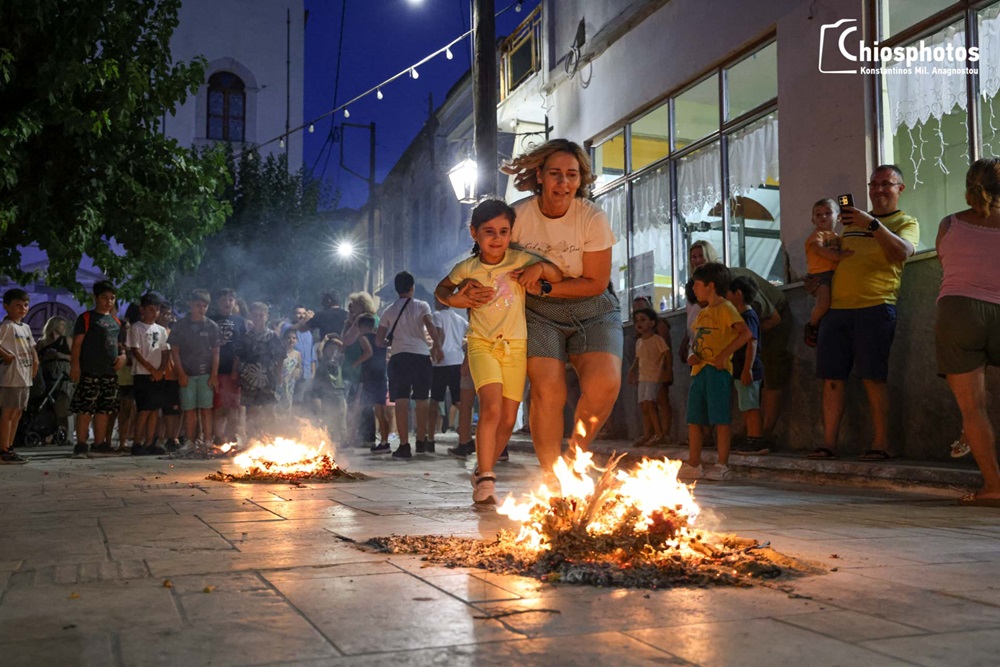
206;437;364;484
367;449;821;588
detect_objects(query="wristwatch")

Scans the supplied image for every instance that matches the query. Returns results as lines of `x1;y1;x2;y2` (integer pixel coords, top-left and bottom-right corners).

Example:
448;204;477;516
867;218;881;232
539;279;552;296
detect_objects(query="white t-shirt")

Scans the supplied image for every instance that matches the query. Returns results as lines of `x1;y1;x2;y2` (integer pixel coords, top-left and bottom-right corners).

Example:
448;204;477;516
380;298;433;356
127;320;169;375
433;308;468;367
0;318;34;388
511;196;615;278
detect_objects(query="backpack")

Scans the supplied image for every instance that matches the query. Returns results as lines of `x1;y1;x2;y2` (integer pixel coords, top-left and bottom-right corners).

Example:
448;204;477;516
81;310;122;333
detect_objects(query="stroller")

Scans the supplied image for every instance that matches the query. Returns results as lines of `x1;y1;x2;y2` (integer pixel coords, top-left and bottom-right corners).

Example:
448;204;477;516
15;371;70;447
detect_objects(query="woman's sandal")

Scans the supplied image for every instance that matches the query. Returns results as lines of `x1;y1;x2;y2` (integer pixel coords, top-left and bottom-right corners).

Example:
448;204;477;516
806;447;838;460
858;449;895;461
950;438;971;458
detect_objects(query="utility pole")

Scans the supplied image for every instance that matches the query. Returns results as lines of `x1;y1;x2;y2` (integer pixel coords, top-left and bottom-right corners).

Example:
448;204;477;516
473;0;497;197
285;8;291;157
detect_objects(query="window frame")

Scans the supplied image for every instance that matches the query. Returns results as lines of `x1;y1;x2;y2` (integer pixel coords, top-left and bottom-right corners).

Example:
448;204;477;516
590;36;779;319
207;71;247;143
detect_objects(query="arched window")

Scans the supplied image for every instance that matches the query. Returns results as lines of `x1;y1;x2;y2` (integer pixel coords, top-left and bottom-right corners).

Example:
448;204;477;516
207;71;246;142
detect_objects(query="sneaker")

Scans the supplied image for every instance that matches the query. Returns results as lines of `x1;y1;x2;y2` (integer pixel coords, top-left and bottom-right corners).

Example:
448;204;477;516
425;440;436;454
448;441;476;458
414;440;427;454
677;462;704;481
131;444;147;457
146;443;167;456
497;445;509;462
212;435;224;446
0;449;27;464
804;323;819;348
72;443;90;459
472;472;498;505
91;441;115;455
164;439;179;452
370;442;391;453
704;464;734;481
391;443;413;459
734;437;770;455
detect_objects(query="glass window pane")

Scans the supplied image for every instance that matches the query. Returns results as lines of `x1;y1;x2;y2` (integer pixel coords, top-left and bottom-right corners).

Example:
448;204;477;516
880;0;955;38
880;20;966;252
725;42;777;121
727;112;784;283
630;164;675;313
229;118;245;142
208;116;223;140
595;187;629;321
209;90;224;116
630;104;669;171
674;74;719;150
593;133;626;187
677;142;722;295
979;2;1000;156
229;93;244;117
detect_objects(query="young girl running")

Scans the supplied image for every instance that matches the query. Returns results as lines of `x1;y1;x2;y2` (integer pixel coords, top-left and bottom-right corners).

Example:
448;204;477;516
435;198;563;505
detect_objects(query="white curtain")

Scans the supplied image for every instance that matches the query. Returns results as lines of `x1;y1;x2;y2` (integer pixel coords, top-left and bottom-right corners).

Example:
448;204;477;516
633;166;670;233
677;143;721;220
887;4;1000;134
728;113;780;197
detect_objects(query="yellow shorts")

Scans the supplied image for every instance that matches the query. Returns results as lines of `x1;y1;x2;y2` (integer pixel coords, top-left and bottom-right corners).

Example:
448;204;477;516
467;337;527;402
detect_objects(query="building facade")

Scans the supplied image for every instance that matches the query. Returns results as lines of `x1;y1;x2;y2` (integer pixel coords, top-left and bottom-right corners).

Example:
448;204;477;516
487;0;998;459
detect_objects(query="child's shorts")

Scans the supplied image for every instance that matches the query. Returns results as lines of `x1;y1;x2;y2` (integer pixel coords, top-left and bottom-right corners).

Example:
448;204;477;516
805;270;835;297
467;337;527;402
161;380;181;416
213;374;241;410
686;366;732;426
179;374;213;411
70;375;120;415
0;386;29;410
637;381;660;402
733;378;761;412
133;375;164;412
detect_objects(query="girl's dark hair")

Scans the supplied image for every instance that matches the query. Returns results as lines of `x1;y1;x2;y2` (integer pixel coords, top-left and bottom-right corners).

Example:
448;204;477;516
469;197;516;257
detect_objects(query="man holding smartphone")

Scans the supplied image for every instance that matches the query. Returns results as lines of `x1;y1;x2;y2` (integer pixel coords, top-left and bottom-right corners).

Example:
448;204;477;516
814;164;920;461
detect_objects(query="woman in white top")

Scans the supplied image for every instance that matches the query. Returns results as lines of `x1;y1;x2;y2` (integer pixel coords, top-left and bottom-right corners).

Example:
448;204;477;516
455;139;622;476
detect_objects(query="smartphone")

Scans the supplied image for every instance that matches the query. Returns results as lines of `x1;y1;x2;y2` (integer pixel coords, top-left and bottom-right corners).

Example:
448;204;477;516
837;194;854;209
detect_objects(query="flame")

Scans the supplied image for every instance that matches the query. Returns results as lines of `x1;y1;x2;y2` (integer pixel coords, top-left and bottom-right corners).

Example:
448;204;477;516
497;447;701;552
232;437;329;475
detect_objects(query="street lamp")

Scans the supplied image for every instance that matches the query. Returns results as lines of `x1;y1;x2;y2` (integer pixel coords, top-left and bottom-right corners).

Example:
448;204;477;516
336;241;355;259
448;158;478;203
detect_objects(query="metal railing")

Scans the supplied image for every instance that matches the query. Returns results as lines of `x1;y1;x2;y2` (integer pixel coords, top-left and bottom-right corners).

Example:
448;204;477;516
499;5;541;100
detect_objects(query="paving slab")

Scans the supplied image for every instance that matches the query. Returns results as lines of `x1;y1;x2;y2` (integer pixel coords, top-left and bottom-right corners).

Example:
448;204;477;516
2;444;999;665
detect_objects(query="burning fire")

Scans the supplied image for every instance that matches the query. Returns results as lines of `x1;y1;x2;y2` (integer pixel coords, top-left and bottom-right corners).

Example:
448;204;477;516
207;435;362;483
497;447;701;553
232;437;328;475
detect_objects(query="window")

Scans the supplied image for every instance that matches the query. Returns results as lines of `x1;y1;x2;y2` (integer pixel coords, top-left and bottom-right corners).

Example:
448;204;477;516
590;40;780;317
207;72;246;142
880;0;955;38
877;2;1000;252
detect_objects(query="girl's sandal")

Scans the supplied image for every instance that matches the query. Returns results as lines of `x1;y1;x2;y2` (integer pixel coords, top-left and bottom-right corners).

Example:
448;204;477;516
806;447;838;460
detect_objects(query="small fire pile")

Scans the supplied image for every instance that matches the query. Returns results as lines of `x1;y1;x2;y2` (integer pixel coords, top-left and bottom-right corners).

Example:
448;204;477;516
207;437;363;484
368;449;818;588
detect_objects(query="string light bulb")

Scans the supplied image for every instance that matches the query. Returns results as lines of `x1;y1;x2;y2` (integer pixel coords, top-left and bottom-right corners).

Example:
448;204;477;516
410;66;419;79
279;138;285;148
308;124;314;133
377;88;383;100
344;108;350;118
445;47;453;60
515;0;523;11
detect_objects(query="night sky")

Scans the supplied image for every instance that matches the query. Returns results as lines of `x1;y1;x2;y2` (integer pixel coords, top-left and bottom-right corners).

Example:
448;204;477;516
302;0;539;209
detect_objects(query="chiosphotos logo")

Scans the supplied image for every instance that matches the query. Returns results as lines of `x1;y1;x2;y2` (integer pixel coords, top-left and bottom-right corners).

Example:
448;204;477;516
818;18;979;74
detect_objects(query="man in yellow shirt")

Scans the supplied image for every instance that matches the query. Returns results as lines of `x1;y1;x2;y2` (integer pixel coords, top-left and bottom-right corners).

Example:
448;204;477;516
812;165;919;461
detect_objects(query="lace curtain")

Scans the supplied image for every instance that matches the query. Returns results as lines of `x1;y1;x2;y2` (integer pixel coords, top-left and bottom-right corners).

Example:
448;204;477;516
886;5;1000;134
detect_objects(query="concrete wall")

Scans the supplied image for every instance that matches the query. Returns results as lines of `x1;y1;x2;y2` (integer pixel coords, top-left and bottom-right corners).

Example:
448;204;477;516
165;0;305;168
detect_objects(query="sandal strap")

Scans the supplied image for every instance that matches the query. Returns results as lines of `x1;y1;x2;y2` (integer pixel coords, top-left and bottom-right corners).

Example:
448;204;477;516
475;472;496;485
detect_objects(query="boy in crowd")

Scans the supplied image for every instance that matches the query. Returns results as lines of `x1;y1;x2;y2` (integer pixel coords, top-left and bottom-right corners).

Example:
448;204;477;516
628;307;670;447
169;290;221;447
376;271;443;458
313;334;348;443
0;289;38;464
212;288;247;445
70;281;126;458
429;301;468;451
156;300;182;449
127;293;169;456
727;276;767;455
281;305;315;407
679;263;751;481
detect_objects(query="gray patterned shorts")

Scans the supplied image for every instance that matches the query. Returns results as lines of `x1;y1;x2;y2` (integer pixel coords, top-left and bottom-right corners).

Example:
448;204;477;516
525;291;623;361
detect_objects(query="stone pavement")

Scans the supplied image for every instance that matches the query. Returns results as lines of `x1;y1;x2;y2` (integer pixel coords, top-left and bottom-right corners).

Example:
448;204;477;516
2;443;1000;666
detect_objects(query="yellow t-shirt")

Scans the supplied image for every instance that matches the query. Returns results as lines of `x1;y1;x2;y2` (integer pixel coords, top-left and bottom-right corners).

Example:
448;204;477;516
690;300;744;376
805;229;841;275
447;249;540;341
832;210;919;309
